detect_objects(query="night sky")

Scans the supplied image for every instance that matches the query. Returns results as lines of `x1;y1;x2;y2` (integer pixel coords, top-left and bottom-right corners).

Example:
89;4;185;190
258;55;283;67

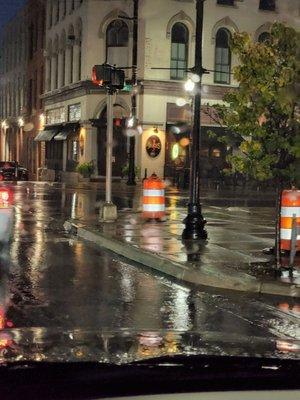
0;0;26;31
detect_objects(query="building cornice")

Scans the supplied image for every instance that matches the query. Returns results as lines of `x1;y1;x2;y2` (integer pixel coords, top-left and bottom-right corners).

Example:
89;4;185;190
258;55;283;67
41;79;235;106
142;80;234;100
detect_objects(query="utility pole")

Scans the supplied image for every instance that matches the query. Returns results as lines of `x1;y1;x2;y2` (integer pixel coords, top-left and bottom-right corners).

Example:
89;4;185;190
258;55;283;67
127;0;138;186
182;0;207;240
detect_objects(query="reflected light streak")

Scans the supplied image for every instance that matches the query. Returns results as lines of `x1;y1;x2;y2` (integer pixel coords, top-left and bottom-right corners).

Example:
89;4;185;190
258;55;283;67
71;193;77;220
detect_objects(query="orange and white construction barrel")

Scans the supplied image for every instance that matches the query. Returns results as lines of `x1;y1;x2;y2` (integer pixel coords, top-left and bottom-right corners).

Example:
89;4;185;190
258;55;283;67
142;173;165;220
280;189;300;252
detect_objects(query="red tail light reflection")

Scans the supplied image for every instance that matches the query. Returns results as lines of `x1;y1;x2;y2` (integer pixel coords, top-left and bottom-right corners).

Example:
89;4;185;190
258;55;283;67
0;189;12;206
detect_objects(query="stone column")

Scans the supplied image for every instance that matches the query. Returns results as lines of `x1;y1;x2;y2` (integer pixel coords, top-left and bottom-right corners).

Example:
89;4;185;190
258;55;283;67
83;124;98;175
62;140;67;172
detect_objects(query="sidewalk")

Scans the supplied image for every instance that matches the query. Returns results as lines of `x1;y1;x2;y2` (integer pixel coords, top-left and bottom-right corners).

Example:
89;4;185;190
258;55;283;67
65;198;300;298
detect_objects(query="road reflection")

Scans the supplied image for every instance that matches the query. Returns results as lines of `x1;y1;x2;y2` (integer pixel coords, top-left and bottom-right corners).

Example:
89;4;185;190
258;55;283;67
0;183;298;363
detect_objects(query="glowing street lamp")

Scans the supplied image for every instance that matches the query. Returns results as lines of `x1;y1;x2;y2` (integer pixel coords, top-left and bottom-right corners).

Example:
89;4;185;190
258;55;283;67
184;78;195;92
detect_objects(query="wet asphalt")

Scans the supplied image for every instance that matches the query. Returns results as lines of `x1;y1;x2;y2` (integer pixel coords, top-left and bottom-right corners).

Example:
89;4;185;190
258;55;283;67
0;182;299;361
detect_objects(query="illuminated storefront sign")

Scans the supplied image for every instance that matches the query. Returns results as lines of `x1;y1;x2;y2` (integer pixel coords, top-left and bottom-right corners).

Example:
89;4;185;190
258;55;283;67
146;135;161;158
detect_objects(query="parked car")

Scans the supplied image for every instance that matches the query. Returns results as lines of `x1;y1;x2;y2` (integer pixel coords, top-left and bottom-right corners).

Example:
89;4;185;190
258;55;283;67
0;161;29;181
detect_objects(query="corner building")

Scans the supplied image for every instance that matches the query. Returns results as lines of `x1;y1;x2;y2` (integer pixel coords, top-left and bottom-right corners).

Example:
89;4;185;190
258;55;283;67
42;0;299;182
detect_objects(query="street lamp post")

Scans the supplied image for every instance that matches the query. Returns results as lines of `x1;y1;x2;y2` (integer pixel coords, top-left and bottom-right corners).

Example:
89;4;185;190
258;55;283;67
127;0;139;186
182;0;207;240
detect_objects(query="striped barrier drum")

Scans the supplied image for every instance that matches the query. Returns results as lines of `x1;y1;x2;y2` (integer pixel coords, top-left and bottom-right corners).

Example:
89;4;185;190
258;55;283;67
143;173;165;220
280;189;300;252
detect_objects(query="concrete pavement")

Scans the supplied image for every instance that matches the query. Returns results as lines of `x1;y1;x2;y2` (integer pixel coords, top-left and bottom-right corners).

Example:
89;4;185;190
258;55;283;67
1;182;299;362
63;183;299;297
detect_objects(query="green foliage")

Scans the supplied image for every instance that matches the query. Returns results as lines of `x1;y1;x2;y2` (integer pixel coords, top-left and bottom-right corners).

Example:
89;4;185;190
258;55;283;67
76;161;95;177
212;22;300;186
121;163;141;178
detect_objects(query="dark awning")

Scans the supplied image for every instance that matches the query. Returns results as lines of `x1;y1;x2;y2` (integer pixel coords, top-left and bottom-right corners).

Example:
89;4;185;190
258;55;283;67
34;129;58;142
54;123;80;141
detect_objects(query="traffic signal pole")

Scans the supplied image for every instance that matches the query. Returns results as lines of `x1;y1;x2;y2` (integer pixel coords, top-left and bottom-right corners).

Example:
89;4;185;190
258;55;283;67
105;89;114;204
100;88;117;221
92;65;125;222
182;0;207;240
127;0;139;186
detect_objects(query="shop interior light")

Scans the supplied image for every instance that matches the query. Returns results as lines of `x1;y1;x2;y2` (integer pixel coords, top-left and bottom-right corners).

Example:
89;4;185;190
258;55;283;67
1;120;8;129
176;98;187;107
18;117;24;127
172;143;179;160
126;116;135;128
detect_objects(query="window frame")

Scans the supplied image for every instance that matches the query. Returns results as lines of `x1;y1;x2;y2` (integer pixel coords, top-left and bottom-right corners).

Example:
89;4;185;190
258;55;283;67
214;28;231;85
170;22;189;81
216;0;234;6
259;0;276;11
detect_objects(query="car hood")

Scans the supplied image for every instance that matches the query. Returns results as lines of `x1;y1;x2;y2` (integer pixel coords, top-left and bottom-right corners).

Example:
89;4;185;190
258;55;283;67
0;328;299;364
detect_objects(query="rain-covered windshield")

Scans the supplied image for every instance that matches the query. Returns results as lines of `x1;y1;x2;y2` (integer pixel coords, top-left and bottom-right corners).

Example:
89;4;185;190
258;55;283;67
0;0;299;368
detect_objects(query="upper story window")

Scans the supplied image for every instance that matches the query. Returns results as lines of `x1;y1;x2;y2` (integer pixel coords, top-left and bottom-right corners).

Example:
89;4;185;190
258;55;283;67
214;28;231;84
170;22;189;80
28;23;34;59
71;0;75;12
259;0;275;11
106;20;129;48
62;0;66;18
217;0;234;5
48;1;53;28
55;0;59;23
258;31;271;43
106;20;129;67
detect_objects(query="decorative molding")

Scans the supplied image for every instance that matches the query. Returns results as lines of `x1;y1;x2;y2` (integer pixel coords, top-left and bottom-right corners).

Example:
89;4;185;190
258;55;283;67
98;9;132;39
143;80;233;100
93;95;130;119
211;17;239;43
166;11;196;41
254;22;272;41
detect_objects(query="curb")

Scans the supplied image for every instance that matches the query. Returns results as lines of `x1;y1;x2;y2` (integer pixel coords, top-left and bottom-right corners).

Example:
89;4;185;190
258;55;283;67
65;221;300;298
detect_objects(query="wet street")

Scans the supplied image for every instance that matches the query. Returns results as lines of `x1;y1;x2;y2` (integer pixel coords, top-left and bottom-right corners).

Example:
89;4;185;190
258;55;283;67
0;182;299;362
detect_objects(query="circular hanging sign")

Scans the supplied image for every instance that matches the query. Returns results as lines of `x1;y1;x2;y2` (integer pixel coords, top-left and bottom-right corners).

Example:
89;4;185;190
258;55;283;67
146;135;161;158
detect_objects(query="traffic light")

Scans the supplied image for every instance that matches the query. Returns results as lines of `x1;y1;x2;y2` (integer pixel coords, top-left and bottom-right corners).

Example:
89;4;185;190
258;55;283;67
92;64;125;90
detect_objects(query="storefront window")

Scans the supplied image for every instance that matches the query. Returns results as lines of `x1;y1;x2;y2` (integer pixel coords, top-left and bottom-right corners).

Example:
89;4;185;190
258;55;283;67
68;103;81;121
212;148;221;158
72;140;79;161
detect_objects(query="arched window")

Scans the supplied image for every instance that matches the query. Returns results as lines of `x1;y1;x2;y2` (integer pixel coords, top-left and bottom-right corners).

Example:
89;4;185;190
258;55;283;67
214;28;231;84
67;25;75;84
60;31;66;86
62;0;66;18
48;0;53;28
77;25;82;81
258;31;271;43
54;55;58;89
55;0;59;23
259;0;275;11
106;20;129;67
170;22;189;80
